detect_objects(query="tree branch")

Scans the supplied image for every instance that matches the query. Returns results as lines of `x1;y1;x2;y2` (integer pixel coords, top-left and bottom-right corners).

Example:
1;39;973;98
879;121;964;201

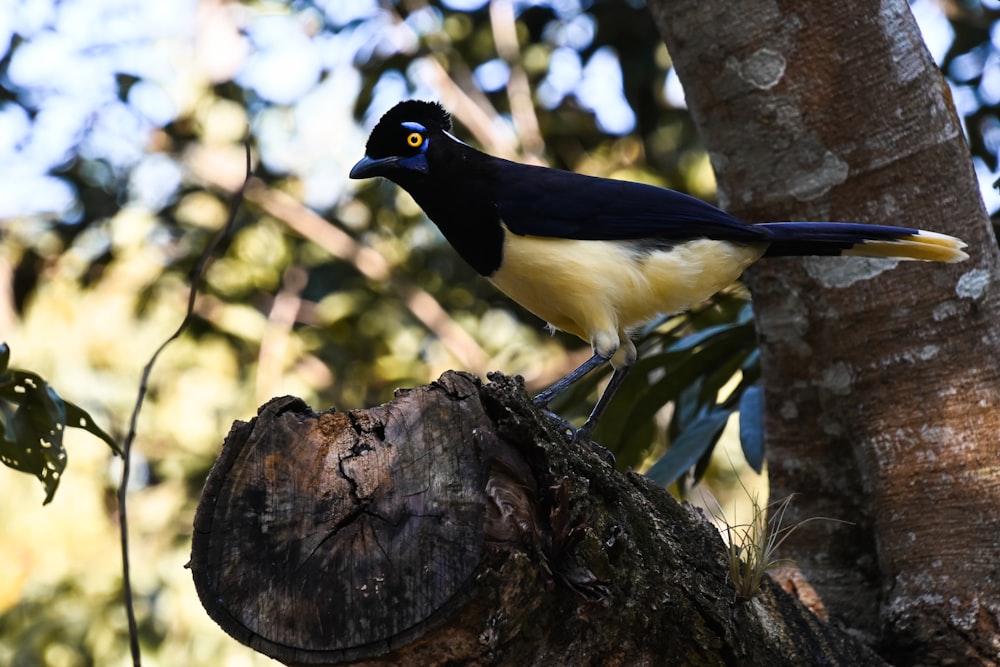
191;373;886;666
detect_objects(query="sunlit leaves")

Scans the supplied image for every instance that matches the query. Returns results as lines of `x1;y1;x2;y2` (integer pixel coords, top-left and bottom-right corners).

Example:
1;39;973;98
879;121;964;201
0;343;120;504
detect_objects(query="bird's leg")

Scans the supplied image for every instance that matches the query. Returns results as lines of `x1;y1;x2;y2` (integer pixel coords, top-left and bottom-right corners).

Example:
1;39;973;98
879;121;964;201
533;350;617;463
532;350;612;407
533;336;633;464
574;360;633;444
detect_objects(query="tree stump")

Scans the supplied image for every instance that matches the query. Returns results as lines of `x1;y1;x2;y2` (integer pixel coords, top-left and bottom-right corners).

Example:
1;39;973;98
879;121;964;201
191;371;885;666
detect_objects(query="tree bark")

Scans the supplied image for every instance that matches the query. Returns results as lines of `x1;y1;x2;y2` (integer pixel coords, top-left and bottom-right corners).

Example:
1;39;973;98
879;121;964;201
649;0;1000;663
191;372;887;666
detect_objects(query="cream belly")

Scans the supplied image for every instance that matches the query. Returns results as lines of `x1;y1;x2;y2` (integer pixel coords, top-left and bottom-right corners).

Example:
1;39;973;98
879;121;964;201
488;230;766;357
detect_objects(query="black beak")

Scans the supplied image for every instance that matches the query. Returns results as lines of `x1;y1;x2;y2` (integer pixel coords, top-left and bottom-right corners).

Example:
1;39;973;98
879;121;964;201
349;155;399;179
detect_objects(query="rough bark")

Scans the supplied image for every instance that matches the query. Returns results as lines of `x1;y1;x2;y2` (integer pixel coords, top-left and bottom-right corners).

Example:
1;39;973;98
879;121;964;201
191;372;886;666
649;0;1000;663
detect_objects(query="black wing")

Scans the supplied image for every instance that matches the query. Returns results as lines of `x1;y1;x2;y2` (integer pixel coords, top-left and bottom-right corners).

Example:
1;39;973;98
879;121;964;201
488;159;769;244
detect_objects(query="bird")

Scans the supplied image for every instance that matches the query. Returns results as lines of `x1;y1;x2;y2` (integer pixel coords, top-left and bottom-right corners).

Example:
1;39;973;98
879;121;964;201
350;99;968;446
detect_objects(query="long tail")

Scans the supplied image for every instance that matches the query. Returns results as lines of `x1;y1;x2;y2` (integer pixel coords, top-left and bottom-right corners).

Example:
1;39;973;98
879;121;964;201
758;222;968;263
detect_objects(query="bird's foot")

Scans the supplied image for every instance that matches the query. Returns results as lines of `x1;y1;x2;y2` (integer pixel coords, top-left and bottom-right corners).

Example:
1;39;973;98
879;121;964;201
539;410;616;467
540;409;575;438
576;436;616;467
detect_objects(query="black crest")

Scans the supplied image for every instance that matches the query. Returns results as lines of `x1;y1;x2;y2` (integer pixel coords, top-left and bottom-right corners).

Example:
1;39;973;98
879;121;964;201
364;100;453;159
374;100;452;132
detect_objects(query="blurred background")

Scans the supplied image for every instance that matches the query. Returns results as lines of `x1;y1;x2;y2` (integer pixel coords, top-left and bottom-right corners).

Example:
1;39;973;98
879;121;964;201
2;0;999;664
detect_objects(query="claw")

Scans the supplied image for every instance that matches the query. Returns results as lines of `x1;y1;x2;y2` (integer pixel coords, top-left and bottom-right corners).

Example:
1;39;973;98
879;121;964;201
574;433;617;467
540;409;575;438
540;410;616;467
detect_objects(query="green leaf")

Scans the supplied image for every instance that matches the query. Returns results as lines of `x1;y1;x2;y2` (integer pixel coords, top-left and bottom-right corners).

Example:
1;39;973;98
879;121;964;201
692;434;717;485
5;375;66;443
697;342;754;406
739;385;766;473
665;320;743;353
740;347;761;378
3;399;68;504
64;399;121;455
0;347;119;503
646;408;732;487
592;350;686;456
620;326;748;434
671;376;706;437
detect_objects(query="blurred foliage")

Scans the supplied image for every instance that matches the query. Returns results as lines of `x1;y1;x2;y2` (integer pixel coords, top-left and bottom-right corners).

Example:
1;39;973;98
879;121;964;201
0;0;997;663
941;0;1000;171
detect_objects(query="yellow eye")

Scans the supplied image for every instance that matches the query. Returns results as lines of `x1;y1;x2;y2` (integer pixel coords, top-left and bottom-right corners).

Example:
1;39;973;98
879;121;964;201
406;131;423;147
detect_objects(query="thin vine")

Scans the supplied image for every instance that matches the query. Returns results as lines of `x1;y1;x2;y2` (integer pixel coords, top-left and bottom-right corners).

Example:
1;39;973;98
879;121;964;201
117;144;252;666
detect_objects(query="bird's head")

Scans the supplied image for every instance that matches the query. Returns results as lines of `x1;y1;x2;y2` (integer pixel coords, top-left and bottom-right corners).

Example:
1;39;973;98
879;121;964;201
350;100;455;181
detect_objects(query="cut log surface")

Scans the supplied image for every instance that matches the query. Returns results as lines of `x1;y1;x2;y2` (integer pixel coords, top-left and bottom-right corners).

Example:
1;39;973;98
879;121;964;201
191;371;886;666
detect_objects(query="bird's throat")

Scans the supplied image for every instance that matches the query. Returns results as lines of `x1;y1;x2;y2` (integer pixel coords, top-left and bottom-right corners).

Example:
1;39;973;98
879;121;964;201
402;181;506;277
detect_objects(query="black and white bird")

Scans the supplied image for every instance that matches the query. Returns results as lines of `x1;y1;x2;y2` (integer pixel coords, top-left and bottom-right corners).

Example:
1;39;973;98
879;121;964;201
350;100;968;443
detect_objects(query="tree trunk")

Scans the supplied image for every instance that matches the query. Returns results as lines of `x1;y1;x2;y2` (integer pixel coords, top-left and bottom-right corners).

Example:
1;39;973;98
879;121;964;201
649;0;1000;663
191;372;886;666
